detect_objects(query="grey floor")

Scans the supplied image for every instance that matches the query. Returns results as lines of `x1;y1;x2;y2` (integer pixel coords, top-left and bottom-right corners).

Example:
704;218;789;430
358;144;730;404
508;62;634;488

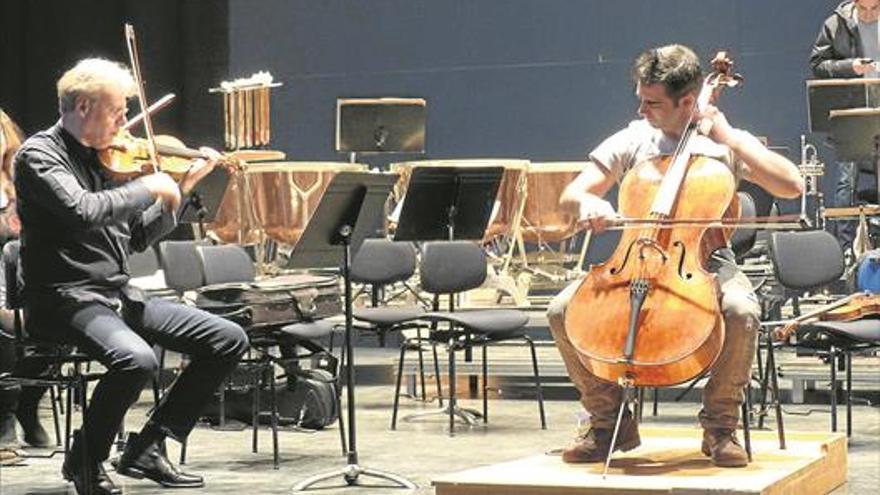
0;382;878;495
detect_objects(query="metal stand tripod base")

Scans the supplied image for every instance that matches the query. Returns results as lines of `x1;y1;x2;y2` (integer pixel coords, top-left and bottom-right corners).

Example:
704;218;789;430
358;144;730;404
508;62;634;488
403;405;483;426
292;463;417;491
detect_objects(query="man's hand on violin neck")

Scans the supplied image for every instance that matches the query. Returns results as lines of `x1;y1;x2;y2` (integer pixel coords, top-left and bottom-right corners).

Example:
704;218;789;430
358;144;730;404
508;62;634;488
178;146;221;197
141;172;181;210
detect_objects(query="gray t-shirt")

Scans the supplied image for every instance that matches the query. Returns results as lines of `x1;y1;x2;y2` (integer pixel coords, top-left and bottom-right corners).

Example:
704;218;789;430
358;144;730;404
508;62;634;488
859;19;880;78
588;119;742;184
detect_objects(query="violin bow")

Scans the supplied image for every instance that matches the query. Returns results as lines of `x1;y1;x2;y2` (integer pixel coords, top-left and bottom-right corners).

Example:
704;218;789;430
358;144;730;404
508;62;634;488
124;23;162;173
122;93;175;132
603;213;811;230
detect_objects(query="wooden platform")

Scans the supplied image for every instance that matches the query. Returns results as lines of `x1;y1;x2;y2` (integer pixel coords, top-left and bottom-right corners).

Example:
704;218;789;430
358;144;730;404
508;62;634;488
433;428;847;495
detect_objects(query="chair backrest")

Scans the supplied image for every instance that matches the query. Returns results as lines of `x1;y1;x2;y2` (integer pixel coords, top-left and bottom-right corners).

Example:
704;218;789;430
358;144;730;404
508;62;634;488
2;240;23;310
770;230;844;290
350;239;417;286
196;244;256;285
731;191;758;259
128;246;161;278
419;241;486;295
158;240;206;292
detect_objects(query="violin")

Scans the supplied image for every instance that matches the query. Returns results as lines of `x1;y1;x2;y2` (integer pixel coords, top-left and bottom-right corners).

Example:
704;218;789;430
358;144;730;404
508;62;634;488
106;25;240;189
98;130;240;181
773;292;880;341
564;52;744;388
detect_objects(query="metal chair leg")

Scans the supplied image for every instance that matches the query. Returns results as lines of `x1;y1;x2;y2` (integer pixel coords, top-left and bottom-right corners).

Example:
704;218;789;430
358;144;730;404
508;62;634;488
448;336;456;437
432;342;443;407
525;336;547;429
765;336;786;449
652;388;659;416
269;365;279;470
830;346;838;432
481;345;488;423
416;328;426;401
252;365;261;453
845;351;853;438
391;340;407;430
49;385;62;446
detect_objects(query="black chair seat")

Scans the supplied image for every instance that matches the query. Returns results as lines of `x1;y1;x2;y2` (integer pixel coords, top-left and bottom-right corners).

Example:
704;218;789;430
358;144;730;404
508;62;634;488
421;309;528;336
796;318;880;347
354;306;425;326
277;320;337;341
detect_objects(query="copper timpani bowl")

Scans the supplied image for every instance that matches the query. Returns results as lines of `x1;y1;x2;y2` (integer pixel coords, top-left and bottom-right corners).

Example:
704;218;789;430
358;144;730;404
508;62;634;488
520;162;586;244
209;161;368;246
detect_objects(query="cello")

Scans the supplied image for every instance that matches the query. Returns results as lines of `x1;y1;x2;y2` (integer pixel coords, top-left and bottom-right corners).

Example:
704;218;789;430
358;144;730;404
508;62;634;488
564;53;743;391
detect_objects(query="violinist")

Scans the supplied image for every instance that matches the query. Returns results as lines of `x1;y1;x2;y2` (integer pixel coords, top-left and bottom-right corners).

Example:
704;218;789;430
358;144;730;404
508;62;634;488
547;45;803;467
13;58;249;495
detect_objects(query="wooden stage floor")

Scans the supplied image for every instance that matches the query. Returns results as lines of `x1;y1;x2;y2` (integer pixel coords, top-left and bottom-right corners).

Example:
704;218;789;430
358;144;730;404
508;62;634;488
433;427;847;495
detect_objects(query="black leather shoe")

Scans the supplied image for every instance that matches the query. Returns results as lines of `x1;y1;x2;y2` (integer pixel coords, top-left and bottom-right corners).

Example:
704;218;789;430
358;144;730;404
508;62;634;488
115;433;204;488
62;431;121;495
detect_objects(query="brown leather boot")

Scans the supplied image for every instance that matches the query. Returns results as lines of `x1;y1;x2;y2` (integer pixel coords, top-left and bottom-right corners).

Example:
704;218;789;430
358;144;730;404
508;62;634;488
701;428;748;467
561;416;641;463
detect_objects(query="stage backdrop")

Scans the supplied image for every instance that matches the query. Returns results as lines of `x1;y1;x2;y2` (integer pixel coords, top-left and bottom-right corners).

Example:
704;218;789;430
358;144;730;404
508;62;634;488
0;0;841;211
227;0;834;168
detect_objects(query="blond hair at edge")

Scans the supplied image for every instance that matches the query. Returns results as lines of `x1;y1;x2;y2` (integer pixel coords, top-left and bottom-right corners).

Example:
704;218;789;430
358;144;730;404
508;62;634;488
57;58;137;115
0;109;25;200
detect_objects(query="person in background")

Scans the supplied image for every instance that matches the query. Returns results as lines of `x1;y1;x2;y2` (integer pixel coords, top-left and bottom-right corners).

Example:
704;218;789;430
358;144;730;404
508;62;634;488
810;0;880;255
0;108;53;466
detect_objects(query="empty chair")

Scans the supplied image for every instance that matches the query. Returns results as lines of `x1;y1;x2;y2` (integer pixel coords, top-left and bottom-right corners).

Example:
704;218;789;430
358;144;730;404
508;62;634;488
391;241;546;435
351;240;437;401
768;229;880;437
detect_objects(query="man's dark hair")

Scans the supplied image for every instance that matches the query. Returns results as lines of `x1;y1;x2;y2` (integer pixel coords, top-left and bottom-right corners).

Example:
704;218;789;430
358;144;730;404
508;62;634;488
632;44;703;101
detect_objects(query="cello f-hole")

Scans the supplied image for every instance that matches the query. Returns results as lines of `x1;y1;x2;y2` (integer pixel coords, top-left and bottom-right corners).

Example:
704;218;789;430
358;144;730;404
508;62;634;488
610;239;639;275
672;240;691;279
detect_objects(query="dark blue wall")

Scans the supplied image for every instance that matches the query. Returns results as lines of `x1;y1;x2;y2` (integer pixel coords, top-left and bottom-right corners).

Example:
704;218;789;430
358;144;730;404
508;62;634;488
229;0;836;167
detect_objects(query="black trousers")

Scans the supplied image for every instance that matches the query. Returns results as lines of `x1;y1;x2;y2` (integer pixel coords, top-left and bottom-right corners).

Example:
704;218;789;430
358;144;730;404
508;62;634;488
0;329;18;417
27;296;249;462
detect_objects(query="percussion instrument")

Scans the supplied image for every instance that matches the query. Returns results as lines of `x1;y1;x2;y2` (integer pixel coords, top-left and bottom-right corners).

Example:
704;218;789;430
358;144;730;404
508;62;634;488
209;161;368;246
520;162;585;244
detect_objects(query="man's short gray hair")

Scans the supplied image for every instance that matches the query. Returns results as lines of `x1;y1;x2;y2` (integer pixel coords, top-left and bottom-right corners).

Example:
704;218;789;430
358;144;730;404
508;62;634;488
57;58;136;114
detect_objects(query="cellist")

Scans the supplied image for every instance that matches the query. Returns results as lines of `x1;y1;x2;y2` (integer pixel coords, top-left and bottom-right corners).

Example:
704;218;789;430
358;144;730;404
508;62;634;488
547;44;803;467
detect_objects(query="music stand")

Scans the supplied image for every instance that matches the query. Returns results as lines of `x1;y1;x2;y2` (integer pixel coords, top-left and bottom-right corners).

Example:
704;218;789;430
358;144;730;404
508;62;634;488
335;97;426;165
178;166;231;236
806;78;880;133
392;165;503;429
289;172;416;492
394;166;504;242
829;107;880;204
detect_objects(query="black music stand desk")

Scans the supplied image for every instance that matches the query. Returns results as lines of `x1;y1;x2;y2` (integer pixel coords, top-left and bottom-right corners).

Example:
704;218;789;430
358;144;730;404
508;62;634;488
829;107;880;202
288;172;416;492
394;165;503;242
178;166;231;230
